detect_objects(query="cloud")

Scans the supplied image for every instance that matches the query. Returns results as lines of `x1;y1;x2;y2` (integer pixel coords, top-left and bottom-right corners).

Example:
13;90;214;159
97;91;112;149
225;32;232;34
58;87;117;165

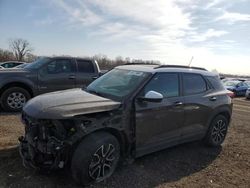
189;29;228;42
216;11;250;23
38;0;250;74
51;0;103;26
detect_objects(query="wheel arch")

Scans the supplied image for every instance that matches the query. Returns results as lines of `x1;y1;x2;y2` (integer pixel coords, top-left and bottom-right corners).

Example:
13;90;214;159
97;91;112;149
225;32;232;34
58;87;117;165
77;128;130;158
206;106;232;130
0;82;34;98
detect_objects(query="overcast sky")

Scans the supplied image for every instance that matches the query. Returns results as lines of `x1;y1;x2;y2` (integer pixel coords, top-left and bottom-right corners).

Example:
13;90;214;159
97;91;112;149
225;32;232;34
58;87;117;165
0;0;250;75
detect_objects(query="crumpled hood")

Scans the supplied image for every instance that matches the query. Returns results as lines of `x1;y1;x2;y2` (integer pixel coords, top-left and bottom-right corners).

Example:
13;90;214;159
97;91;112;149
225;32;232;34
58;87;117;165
23;88;121;119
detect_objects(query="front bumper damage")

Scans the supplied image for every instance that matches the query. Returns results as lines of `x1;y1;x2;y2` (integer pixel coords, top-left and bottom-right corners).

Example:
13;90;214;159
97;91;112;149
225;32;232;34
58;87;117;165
19;113;86;170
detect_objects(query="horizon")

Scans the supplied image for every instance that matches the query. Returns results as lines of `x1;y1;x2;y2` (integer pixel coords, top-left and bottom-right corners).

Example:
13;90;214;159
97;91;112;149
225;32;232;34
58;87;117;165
0;0;250;75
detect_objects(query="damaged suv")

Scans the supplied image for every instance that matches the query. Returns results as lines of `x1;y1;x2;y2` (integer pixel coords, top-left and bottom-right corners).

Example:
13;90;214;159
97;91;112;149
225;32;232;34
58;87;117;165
19;65;232;185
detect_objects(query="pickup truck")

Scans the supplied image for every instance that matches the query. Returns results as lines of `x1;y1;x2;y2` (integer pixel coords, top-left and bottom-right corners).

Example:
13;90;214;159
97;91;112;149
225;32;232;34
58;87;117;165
0;56;101;111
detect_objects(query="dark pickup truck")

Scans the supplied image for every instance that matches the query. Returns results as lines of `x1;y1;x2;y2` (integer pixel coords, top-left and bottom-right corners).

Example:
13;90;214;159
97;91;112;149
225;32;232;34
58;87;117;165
0;56;101;111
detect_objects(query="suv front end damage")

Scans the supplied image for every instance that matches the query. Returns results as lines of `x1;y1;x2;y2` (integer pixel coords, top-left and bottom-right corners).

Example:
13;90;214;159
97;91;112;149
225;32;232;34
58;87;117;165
19;113;76;170
19;111;100;170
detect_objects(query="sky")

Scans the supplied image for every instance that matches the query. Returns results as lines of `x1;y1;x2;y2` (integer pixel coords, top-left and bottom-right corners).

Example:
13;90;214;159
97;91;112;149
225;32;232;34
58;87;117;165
0;0;250;75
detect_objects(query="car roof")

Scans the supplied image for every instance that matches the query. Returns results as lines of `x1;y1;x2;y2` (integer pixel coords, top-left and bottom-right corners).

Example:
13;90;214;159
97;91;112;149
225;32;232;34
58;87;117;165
116;64;217;77
50;56;93;61
1;61;25;63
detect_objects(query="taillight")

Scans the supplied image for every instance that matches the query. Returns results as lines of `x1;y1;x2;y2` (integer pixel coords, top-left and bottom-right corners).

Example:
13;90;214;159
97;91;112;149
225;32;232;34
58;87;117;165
227;90;235;98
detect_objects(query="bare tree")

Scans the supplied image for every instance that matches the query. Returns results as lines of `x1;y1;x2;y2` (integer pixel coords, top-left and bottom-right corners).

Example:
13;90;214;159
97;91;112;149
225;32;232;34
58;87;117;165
9;38;33;61
0;48;15;62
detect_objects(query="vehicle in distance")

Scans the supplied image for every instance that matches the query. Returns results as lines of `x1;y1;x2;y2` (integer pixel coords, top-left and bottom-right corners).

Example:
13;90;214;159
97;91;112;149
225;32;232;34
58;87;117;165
223;80;249;96
245;81;250;99
0;61;26;68
0;57;101;111
19;64;233;185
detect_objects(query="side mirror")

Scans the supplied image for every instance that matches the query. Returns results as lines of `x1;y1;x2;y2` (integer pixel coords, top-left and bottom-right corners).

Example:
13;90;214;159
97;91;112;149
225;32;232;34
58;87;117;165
139;90;163;102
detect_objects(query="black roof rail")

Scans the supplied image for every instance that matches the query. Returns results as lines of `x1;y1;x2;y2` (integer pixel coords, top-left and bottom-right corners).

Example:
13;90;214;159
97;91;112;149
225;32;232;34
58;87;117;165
122;62;160;65
154;65;207;71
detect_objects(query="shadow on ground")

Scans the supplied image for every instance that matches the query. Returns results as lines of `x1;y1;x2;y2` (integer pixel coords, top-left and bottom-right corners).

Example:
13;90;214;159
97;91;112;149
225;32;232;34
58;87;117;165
0;141;221;188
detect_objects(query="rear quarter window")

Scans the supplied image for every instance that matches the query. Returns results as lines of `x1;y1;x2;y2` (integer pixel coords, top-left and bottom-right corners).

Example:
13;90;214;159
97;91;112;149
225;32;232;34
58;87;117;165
206;76;225;90
77;60;95;73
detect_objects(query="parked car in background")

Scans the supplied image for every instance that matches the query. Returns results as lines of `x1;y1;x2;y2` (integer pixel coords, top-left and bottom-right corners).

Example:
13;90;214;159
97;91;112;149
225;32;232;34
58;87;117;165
0;56;101;111
19;65;232;186
223;80;249;96
0;61;26;68
245;80;250;99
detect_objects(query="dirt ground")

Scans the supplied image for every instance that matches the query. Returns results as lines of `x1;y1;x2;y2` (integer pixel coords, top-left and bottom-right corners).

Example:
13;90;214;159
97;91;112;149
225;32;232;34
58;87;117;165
0;98;250;188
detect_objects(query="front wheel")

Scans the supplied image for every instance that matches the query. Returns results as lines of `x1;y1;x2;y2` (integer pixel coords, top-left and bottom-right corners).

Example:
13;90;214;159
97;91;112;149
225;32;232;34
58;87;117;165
204;115;229;147
71;132;120;186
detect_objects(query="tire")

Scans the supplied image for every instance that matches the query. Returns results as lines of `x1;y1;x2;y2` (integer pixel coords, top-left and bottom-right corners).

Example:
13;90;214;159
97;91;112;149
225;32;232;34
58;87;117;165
71;132;120;186
1;87;31;112
204;115;229;147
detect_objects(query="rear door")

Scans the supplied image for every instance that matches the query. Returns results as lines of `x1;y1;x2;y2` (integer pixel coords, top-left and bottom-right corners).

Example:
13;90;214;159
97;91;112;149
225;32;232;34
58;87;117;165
37;58;76;94
75;59;98;88
180;73;213;140
135;73;185;156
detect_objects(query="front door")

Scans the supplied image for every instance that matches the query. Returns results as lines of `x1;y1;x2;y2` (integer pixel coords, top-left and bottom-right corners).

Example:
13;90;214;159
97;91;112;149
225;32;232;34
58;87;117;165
135;73;185;157
38;58;76;94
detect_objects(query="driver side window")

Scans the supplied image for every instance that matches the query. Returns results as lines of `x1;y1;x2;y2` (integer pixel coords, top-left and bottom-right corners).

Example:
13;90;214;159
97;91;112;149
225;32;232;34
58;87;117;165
141;73;179;98
41;59;74;75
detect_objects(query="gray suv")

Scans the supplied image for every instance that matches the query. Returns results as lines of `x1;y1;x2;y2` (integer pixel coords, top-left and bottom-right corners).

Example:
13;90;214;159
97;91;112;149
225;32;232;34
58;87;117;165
19;65;232;186
0;57;101;111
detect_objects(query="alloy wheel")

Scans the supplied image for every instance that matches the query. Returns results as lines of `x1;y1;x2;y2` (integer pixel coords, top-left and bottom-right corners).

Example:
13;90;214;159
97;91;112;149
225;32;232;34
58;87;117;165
211;119;227;144
7;92;26;109
89;144;116;181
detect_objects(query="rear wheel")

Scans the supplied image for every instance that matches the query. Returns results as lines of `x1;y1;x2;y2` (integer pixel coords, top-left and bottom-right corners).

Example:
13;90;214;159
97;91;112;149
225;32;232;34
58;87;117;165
1;87;31;112
71;132;120;186
204;115;229;147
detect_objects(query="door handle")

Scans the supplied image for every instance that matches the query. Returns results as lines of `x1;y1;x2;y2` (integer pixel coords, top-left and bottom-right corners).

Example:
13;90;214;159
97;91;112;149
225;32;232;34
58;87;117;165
68;75;76;79
209;96;217;101
92;76;98;80
174;101;183;106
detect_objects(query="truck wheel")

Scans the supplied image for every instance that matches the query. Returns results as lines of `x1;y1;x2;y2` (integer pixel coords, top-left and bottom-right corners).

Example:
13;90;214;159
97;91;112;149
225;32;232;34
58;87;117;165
1;87;31;112
71;132;120;186
204;115;228;147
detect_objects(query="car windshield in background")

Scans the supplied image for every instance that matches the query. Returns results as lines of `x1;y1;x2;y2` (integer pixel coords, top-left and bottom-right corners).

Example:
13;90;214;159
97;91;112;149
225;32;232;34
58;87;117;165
224;81;240;87
24;57;51;69
87;68;150;101
245;81;250;87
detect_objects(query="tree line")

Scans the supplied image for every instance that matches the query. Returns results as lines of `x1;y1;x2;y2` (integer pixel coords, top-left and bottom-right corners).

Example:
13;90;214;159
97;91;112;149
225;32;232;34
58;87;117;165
0;38;160;70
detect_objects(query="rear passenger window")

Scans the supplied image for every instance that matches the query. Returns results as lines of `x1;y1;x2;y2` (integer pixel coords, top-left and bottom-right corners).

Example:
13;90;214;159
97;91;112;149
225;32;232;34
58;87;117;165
143;73;179;98
206;76;225;90
183;73;207;95
77;60;95;73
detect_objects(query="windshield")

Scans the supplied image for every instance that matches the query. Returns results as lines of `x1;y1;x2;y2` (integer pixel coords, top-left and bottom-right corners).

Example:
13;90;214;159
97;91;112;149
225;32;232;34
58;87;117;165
87;68;150;101
24;57;51;69
224;81;240;87
245;81;250;87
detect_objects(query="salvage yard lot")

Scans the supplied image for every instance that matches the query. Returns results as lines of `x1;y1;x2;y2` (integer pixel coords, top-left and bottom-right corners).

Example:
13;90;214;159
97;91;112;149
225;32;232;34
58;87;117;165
0;98;250;188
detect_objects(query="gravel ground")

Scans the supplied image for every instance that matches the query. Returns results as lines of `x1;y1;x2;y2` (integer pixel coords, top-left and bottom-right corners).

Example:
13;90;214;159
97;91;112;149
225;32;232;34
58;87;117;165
0;98;249;188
